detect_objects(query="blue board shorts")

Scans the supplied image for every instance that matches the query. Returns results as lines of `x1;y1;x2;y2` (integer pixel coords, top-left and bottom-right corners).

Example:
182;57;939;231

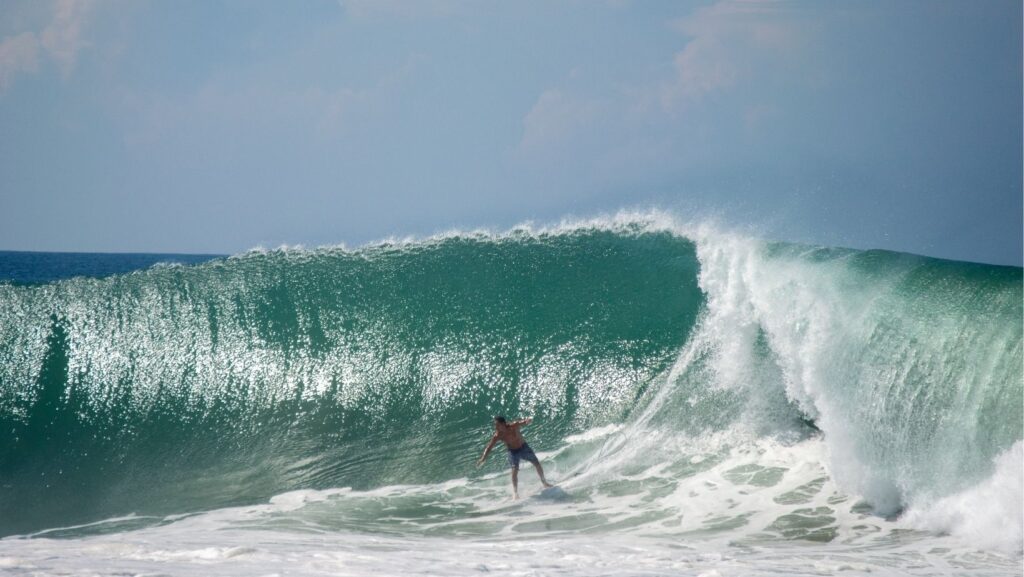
507;443;540;469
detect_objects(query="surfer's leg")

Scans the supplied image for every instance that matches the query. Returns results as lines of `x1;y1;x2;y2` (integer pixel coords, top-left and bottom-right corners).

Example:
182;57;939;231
531;460;553;488
508;450;521;499
521;445;553;488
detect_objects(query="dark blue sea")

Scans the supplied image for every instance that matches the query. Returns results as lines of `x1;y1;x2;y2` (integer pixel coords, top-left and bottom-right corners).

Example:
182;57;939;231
0;250;223;285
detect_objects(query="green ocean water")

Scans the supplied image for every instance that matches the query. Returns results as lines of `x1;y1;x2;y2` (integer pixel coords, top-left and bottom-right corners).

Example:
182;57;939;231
0;224;1020;543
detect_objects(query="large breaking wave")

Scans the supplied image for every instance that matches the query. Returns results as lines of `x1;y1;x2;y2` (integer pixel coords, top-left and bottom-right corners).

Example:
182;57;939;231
0;215;1020;553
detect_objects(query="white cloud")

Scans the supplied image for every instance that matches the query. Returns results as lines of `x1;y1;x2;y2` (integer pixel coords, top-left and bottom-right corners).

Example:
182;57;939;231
513;1;824;185
661;0;812;112
518;2;814;154
41;0;94;76
117;84;352;148
0;32;39;91
520;88;602;152
116;51;428;148
0;0;94;92
338;0;466;19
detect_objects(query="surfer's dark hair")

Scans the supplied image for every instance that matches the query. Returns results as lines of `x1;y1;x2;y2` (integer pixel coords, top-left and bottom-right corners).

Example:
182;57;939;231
494;415;507;424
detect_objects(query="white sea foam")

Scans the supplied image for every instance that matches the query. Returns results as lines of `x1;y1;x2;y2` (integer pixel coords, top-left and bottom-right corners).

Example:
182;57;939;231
1;431;1020;576
563;423;624;444
902;441;1023;554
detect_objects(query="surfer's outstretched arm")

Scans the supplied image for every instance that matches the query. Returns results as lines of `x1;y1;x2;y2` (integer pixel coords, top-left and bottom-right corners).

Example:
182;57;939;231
476;434;499;466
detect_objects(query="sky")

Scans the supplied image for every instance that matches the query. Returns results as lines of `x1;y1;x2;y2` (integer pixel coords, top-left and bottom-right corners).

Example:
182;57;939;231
0;0;1020;265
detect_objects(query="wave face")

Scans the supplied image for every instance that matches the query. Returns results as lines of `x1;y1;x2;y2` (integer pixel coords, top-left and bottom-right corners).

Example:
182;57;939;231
0;228;702;536
0;221;1020;551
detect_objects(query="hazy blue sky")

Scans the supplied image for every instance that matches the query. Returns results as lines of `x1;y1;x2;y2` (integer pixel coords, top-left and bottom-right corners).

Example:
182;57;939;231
1;0;1020;265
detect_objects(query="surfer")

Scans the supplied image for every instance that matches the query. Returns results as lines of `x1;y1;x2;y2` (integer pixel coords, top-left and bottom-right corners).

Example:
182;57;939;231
476;416;553;499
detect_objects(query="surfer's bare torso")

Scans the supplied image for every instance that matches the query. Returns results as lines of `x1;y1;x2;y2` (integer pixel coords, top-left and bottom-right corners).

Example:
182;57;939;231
492;422;526;450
